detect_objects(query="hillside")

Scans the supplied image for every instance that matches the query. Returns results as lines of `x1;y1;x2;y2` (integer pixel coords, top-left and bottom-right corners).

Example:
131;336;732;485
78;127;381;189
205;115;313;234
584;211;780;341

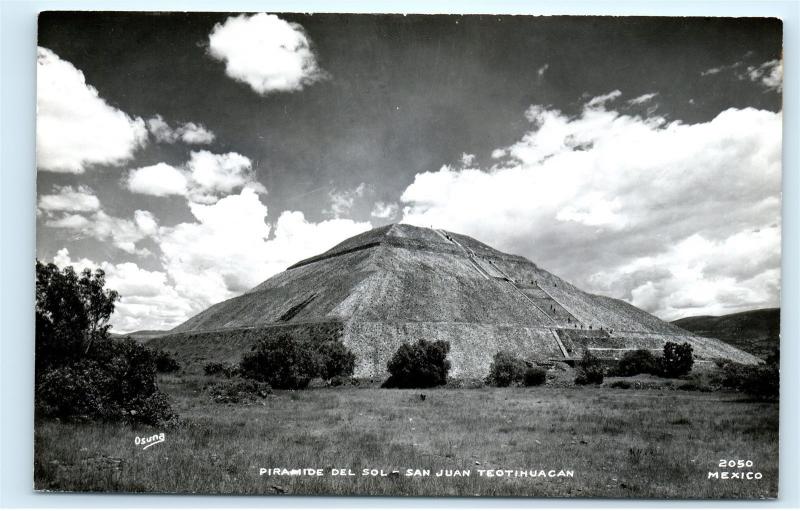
672;308;780;360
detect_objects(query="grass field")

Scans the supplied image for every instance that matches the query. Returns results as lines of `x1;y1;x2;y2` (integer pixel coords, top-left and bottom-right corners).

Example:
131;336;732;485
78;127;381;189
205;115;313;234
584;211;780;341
34;372;778;499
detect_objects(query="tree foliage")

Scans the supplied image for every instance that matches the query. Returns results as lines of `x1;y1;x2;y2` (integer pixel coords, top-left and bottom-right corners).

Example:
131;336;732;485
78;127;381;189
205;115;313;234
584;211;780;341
615;349;660;377
574;349;604;385
383;339;451;388
660;342;694;377
34;261;173;425
239;335;356;389
485;351;527;387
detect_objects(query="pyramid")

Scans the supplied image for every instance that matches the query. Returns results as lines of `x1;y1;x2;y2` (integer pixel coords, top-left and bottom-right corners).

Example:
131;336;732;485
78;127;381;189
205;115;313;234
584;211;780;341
154;224;761;377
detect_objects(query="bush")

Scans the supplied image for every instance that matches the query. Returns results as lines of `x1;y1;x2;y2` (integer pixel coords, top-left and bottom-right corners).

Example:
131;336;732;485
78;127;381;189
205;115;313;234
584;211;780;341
35;337;174;425
615;349;660;376
660;342;694;377
721;362;779;400
153;349;181;373
485;351;527;387
204;361;238;378
239;335;356;389
205;378;272;404
317;340;357;380
610;380;631;389
523;367;547;387
574;350;604;385
383;339;451;388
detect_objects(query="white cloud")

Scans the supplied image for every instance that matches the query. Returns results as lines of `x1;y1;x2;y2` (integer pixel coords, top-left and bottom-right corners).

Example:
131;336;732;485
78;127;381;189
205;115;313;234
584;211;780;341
38;185;100;212
585;90;622;108
744;59;783;92
146;115;216;145
325;183;366;218
400;100;781;319
37;47;148;173
460;153;476;167
627;92;658;105
157;188;371;314
46;209;159;255
208;13;325;95
371;201;399;219
127;163;189;197
126;150;265;203
51;248;193;332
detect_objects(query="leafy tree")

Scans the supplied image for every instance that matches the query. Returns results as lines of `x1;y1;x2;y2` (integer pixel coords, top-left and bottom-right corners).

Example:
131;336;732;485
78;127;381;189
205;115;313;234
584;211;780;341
485;351;527;387
317;340;357;381
34;261;173;425
383;339;451;388
35;261;118;374
660;342;694;377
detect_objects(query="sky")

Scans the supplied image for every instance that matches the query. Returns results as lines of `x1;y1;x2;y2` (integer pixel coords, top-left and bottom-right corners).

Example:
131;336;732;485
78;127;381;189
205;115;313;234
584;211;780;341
36;13;783;332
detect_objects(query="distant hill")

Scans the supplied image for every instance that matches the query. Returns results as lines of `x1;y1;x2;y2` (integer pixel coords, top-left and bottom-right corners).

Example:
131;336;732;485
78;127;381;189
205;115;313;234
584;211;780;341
672;308;779;360
110;330;168;341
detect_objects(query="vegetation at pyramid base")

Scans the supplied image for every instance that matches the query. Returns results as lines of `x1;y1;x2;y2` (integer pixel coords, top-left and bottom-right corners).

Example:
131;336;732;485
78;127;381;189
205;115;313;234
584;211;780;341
239;334;356;389
35;261;174;426
660;342;694;377
383;339;451;388
486;351;529;387
615;349;661;377
575;349;605;385
720;348;779;400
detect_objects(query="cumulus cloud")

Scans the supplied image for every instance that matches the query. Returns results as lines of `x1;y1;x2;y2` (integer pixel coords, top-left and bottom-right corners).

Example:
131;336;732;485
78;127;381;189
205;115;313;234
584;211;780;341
38;185;100;212
37;47;148;173
146;115;216;145
46;209;159;255
325;183;366;218
126;150;265;203
127;163;189;197
208;13;325;95
52;248;193;332
371;201;399;220
157;188;371;313
400;98;781;319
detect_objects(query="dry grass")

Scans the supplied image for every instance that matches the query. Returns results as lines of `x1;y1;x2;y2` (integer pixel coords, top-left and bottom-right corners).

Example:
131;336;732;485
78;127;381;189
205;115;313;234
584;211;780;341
35;377;778;498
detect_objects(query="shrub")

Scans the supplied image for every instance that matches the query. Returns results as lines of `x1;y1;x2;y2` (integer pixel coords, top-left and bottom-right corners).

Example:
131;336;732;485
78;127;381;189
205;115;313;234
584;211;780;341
153;349;181;373
34;261;174;425
660;342;694;377
721;362;779;400
317;340;357;380
523;367;547;387
485;351;527;387
615;349;660;376
383;339;451;388
204;361;238;378
239;335;356;389
35;337;174;425
574;350;604;385
610;380;631;389
206;378;272;404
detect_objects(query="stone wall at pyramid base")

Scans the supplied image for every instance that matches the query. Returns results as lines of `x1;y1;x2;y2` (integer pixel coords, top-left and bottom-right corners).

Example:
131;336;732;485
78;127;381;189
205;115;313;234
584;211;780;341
146;320;762;379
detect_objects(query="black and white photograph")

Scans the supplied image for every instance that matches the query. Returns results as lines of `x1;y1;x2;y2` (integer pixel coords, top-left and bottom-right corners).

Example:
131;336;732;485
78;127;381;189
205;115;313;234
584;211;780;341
33;11;782;498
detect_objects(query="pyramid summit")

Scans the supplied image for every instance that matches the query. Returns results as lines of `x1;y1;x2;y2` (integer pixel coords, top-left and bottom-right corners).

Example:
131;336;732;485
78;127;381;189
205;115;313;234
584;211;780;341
155;223;761;377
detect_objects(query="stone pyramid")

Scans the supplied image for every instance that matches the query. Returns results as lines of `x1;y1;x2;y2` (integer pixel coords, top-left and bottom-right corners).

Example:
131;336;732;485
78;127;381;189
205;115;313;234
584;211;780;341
157;223;761;377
